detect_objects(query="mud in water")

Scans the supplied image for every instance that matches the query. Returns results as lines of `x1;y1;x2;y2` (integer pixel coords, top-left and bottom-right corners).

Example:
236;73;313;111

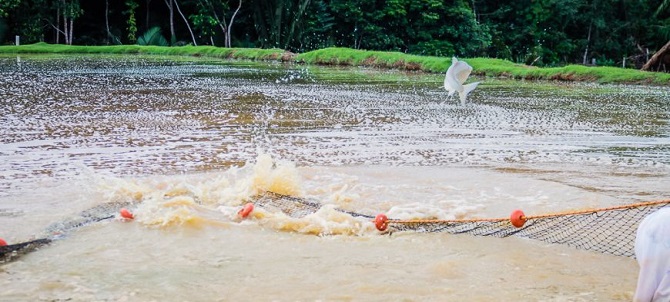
1;54;669;301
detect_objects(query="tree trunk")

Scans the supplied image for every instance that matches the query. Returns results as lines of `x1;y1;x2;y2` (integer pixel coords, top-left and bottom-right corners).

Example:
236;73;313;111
56;7;60;44
641;40;670;72
170;0;175;43
145;0;152;29
164;0;175;44
273;1;283;47
283;0;310;50
251;0;267;47
174;0;197;45
105;0;111;44
69;18;73;44
356;32;363;49
200;0;228;45
472;0;477;22
582;22;592;65
226;0;242;48
63;12;69;45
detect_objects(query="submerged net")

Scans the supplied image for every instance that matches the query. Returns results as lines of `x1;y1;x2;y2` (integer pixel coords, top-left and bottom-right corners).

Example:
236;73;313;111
254;192;670;258
1;201;131;263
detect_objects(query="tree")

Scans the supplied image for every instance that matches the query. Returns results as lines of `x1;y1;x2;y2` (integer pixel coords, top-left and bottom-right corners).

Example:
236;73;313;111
125;0;139;43
657;0;670;17
164;0;176;44
251;0;310;50
145;0;152;29
656;0;670;42
0;0;20;18
226;0;241;47
295;0;334;51
328;0;372;49
476;0;583;65
0;0;20;43
195;0;243;47
174;0;198;45
51;0;82;45
0;0;668;68
405;0;491;56
4;0;47;43
105;0;111;43
190;2;219;44
328;0;489;56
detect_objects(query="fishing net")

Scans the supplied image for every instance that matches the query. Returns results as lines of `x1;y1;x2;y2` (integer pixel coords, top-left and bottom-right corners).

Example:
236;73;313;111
0;201;131;263
253;192;670;258
0;238;52;263
3;192;668;263
253;192;375;219
42;201;132;237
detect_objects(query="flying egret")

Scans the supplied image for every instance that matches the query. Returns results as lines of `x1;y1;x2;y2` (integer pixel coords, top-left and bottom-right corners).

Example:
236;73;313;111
444;57;480;105
634;207;670;302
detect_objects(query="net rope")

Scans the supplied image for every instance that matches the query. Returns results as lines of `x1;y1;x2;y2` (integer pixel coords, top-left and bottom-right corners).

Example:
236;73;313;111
3;193;668;263
254;192;670;258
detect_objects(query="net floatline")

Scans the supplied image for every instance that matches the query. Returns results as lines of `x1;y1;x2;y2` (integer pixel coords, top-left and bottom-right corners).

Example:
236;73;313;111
3;193;668;263
254;192;670;258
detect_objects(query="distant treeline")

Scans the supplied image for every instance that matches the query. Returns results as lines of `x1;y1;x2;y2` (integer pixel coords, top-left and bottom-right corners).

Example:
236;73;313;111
0;0;669;67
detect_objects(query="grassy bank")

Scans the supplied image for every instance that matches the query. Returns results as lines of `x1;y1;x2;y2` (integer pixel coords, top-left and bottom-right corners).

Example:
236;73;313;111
296;48;670;85
2;43;669;85
0;42;293;61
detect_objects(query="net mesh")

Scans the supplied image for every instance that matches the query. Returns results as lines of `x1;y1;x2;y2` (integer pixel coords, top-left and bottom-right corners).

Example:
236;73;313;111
253;192;670;258
1;201;131;264
41;201;131;238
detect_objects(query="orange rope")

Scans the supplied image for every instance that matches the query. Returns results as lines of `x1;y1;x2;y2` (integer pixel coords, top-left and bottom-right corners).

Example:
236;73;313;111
524;199;670;220
384;199;670;225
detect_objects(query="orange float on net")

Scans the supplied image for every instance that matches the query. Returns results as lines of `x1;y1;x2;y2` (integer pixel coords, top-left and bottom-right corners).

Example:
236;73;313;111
510;209;526;228
0;238;6;246
120;208;134;220
238;203;254;218
374;213;389;231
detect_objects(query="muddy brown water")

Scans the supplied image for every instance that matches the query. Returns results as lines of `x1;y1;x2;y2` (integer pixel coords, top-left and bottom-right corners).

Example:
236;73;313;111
1;54;669;301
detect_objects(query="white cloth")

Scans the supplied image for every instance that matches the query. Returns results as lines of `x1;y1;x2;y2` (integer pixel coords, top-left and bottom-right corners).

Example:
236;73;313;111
634;207;670;302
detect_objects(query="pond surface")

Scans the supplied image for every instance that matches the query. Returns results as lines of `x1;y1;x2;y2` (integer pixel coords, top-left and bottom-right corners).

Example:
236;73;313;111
0;54;669;301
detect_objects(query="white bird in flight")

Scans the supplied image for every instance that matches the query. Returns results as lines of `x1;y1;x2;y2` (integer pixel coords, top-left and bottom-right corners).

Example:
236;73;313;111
444;57;480;105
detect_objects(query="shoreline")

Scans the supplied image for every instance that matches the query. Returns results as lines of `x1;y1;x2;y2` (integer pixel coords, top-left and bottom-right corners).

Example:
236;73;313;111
2;43;669;85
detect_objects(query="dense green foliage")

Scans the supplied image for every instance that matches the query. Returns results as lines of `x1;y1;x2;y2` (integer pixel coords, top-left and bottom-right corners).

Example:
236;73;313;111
0;0;669;67
3;44;670;84
137;26;169;46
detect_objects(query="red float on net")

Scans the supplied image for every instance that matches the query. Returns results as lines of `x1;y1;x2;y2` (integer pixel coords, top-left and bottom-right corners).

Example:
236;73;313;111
510;209;526;228
120;208;134;220
374;213;389;231
238;203;254;218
